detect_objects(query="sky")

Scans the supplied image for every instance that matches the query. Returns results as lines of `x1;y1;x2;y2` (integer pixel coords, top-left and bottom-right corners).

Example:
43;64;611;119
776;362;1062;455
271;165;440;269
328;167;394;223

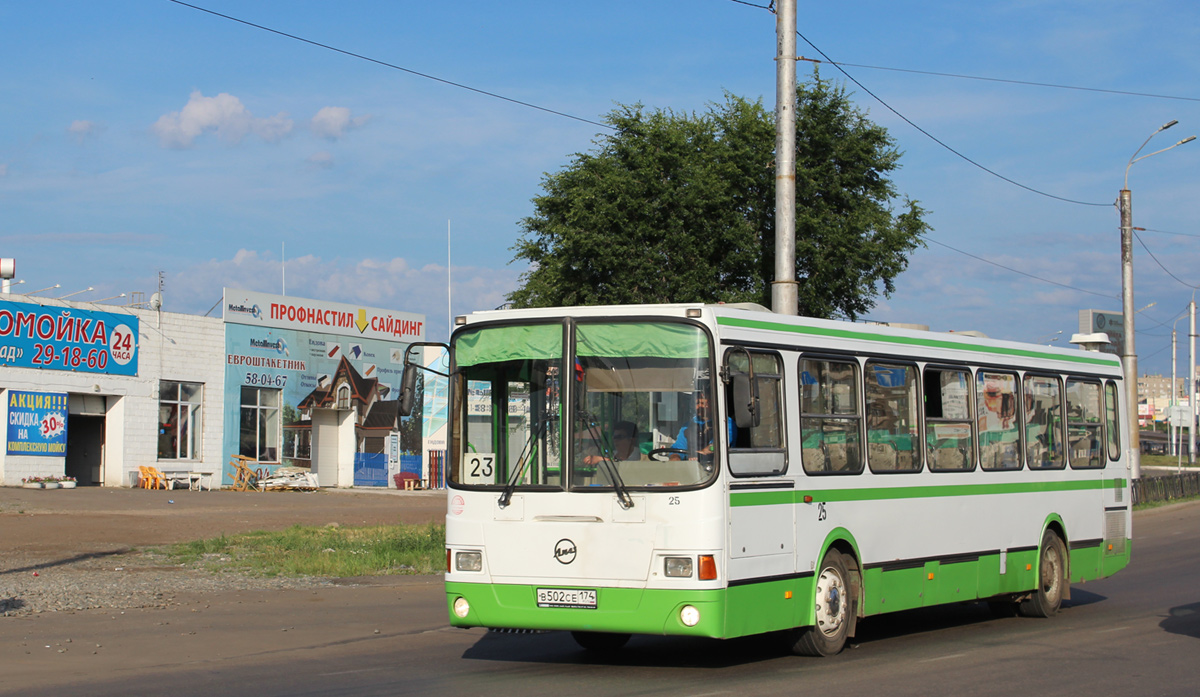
2;1;1198;377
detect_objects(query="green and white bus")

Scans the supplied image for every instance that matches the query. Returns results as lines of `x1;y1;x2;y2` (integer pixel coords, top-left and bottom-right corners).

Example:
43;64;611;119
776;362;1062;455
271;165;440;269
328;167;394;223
404;303;1132;655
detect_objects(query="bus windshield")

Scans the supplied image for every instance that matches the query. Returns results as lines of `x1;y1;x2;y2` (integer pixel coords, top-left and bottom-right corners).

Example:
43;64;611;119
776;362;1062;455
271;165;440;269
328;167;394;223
448;319;716;491
573;321;716;489
450;323;564;489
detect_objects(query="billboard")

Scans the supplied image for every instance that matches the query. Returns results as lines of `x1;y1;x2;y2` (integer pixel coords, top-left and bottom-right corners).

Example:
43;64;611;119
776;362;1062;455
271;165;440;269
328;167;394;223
1079;310;1123;356
0;299;138;375
6;390;68;457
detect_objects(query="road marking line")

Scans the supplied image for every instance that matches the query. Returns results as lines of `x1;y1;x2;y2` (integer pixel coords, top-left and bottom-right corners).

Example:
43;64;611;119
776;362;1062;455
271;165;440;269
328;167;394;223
1095;626;1130;633
317;668;386;677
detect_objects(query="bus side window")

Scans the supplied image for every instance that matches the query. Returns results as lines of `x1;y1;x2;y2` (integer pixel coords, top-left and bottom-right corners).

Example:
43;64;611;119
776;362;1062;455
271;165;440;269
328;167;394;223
977;371;1021;471
1024;375;1066;470
865;361;921;473
924;367;975;472
1105;381;1121;462
1067;379;1104;469
724;350;786;477
799;357;863;475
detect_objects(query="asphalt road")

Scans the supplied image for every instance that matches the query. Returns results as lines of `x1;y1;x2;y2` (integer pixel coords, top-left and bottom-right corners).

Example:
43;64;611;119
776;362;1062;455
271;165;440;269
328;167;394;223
4;500;1199;697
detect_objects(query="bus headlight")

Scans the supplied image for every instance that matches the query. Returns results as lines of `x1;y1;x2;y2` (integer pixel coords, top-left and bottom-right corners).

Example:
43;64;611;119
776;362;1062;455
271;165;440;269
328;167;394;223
680;605;701;627
453;597;471;618
665;556;694;577
455;551;483;572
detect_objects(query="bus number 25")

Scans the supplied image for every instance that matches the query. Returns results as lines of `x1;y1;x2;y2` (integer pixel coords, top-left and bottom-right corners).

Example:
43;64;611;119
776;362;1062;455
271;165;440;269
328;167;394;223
469;455;494;478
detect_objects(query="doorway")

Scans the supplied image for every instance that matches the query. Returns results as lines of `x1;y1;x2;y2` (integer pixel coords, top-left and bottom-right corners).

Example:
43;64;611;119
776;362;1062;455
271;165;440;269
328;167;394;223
66;415;105;485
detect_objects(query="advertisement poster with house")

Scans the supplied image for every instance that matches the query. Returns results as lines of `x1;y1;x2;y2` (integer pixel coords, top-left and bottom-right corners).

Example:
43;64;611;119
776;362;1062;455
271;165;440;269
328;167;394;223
221;289;425;488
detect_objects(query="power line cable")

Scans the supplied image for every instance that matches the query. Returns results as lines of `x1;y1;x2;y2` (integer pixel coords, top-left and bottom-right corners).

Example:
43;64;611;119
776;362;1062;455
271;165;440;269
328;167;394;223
727;0;1109;207
1133;229;1200;290
797;58;1200;104
166;0;612;130
1139;226;1200;240
926;237;1116;299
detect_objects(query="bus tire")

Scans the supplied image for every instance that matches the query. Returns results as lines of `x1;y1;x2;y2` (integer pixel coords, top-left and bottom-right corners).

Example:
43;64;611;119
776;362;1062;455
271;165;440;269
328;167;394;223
571;631;631;652
1019;530;1066;618
789;549;852;656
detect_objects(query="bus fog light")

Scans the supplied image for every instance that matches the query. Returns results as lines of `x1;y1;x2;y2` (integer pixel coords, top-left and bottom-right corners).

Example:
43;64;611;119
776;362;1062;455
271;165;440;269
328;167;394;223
453;597;471;618
665;556;693;577
456;551;483;572
680;605;700;627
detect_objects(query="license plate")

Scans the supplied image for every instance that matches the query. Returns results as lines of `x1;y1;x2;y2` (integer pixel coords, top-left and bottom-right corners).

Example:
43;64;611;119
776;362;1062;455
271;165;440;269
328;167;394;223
536;588;597;609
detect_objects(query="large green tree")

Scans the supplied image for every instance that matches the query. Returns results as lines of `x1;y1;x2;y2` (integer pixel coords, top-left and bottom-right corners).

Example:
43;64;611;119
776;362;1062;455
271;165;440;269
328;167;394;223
508;75;929;320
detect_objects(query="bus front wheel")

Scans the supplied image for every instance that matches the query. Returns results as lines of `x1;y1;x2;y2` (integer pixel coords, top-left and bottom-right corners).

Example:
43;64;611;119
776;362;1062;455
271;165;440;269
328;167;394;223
788;549;852;656
1019;530;1066;618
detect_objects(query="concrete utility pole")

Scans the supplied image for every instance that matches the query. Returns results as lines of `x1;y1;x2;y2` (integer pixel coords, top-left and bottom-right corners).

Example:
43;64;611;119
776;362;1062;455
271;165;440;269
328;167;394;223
1121;120;1195;478
771;0;798;316
1118;188;1140;478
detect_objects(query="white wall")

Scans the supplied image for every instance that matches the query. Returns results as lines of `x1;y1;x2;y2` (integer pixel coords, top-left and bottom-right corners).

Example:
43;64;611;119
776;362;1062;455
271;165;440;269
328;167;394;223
0;298;224;487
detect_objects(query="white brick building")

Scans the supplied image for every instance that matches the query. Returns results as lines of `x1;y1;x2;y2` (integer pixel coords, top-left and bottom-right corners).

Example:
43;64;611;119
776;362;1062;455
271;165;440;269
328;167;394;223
0;295;225;487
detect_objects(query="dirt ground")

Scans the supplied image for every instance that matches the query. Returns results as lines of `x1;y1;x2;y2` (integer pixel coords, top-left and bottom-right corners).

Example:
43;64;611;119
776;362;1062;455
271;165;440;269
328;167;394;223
0;485;447;558
0;485;454;694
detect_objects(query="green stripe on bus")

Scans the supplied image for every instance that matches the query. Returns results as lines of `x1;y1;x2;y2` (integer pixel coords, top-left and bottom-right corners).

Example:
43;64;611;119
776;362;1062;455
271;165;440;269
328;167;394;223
730;478;1125;507
715;316;1121;367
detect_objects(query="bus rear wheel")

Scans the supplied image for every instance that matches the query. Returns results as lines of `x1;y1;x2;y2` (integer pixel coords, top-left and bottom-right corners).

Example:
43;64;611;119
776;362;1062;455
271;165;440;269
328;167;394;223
788;549;852;656
1019;530;1066;618
571;631;631;652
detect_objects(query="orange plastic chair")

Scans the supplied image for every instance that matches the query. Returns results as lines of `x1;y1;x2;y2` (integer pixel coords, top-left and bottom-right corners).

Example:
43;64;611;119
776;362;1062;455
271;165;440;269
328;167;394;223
138;466;168;490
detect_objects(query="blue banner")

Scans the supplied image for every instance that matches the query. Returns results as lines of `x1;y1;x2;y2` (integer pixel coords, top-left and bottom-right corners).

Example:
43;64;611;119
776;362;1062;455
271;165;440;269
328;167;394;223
0;299;139;376
6;391;68;457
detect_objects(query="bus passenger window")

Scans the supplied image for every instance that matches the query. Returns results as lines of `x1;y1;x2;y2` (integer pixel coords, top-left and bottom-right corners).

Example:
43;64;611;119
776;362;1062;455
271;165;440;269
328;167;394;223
1105;381;1121;462
866;362;920;473
977;371;1021;470
924;368;975;472
799;358;862;474
1024;375;1065;469
1067;380;1104;469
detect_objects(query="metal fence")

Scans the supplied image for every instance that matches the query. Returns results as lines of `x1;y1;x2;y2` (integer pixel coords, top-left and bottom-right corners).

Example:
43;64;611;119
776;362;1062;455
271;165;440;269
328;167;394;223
1132;472;1200;506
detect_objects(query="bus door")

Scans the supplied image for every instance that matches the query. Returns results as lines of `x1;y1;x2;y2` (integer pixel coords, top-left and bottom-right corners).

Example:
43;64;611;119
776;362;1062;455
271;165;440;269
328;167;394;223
723;349;795;577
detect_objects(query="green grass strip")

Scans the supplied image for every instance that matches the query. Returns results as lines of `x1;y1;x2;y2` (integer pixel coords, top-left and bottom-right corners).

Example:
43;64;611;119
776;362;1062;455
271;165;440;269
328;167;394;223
716;316;1121;367
166;522;445;577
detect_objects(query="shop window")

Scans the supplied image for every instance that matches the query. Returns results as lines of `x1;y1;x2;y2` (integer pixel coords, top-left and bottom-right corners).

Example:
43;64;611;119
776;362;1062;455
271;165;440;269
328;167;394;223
240;386;281;463
158;381;203;460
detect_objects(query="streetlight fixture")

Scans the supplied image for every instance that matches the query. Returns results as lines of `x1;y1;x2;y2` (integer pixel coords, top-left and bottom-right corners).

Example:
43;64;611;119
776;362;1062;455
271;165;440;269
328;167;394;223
24;283;60;297
57;287;94;300
1119;120;1195;479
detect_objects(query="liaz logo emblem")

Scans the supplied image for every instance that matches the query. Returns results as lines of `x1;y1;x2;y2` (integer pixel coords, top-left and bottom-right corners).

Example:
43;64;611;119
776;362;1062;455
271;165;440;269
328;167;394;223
554;539;577;565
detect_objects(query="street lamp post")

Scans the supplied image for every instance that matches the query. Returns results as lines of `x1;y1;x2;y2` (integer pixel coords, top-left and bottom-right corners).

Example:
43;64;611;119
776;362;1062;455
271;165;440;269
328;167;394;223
1120;120;1196;479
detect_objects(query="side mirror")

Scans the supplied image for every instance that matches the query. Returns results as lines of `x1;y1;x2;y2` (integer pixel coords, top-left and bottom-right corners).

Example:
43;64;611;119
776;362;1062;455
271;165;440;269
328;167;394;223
398;365;418;416
732;373;759;429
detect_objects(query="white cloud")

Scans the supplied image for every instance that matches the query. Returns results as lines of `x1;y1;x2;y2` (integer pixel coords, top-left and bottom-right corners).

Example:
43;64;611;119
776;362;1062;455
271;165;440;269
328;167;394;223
152;91;294;148
311;106;370;140
68;120;101;143
307;151;334;169
161;250;520;341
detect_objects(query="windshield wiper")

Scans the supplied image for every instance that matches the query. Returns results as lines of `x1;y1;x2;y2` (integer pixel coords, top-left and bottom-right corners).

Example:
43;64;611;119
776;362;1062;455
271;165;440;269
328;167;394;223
498;420;542;508
580;412;634;510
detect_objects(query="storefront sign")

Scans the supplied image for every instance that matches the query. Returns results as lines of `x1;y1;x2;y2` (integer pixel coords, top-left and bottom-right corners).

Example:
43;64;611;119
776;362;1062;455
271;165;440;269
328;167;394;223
6;390;68;457
224;289;424;342
0;299;139;376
